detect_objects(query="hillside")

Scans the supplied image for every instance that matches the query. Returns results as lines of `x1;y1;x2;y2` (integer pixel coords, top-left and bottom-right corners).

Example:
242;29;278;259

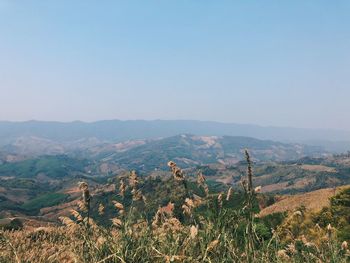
0;138;348;220
193;154;350;195
0;155;90;179
1;161;349;263
258;187;338;217
0;134;324;171
0;155;105;216
99;134;324;173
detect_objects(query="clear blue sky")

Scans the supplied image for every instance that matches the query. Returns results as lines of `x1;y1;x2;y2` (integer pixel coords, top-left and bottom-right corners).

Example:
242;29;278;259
0;1;349;130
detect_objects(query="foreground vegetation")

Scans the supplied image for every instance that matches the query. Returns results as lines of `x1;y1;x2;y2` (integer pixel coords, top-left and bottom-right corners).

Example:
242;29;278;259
1;151;349;262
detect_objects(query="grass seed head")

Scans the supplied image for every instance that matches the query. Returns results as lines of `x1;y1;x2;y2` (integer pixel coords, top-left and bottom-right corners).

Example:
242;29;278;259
197;172;209;196
78;182;90;205
167;161;176;168
168;160;185;181
119;179;126;198
226;187;233;201
217;193;223;208
327;223;333;237
192;194;203;206
190;225;198;239
182;204;192;216
129;170;138;188
131;188;143;201
111;218;122;228
197;172;206;185
185;198;195;208
293;211;302;217
112;201;124;211
70;210;83;222
341;241;348;250
207;239;219;251
98;204;105;215
254;186;262;193
277;249;290;260
286;243;296;254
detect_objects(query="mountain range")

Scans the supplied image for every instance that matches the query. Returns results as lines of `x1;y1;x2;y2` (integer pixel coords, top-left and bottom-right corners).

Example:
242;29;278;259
1;120;350;152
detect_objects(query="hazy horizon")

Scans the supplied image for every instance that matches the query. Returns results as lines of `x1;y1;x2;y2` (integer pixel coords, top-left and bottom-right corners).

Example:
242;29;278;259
1;1;349;130
1;118;350;133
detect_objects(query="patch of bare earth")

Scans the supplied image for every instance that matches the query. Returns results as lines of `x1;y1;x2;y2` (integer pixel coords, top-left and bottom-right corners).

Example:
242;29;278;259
63;186;81;195
261;182;289;192
300;164;337;173
114;140;146;151
175;157;199;165
215;175;233;184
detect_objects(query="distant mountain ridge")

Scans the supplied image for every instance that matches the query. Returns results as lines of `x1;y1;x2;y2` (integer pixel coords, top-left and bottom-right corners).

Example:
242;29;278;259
0;133;325;174
1;120;350;145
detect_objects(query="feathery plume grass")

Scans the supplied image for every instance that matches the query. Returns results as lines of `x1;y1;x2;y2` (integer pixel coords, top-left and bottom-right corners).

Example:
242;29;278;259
254;186;261;193
207;239;220;251
217;193;223;209
2;157;349;263
98;204;105;215
78;181;91;230
111;218;122;228
190;225;198;239
71;210;83;222
226;187;233;201
129;170;138;188
113;201;124;211
168;161;185;181
197;171;209;196
119;179;126;198
244;149;256;263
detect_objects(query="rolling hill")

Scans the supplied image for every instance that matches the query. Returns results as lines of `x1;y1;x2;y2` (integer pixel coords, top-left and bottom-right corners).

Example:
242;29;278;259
193;153;350;195
0;133;348;221
0;155;99;216
96;134;324;173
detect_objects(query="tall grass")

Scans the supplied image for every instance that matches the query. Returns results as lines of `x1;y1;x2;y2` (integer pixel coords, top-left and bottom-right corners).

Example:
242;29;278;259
0;152;349;262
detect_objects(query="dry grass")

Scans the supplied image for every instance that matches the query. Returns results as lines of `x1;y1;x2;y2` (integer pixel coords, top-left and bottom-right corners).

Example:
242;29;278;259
258;187;347;217
1;158;349;263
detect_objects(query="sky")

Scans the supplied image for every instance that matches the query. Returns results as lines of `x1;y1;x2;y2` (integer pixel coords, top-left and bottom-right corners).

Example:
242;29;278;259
0;1;349;130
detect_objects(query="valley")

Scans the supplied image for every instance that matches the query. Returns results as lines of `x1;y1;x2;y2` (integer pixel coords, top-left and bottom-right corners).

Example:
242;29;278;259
0;130;349;262
0;132;349;226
